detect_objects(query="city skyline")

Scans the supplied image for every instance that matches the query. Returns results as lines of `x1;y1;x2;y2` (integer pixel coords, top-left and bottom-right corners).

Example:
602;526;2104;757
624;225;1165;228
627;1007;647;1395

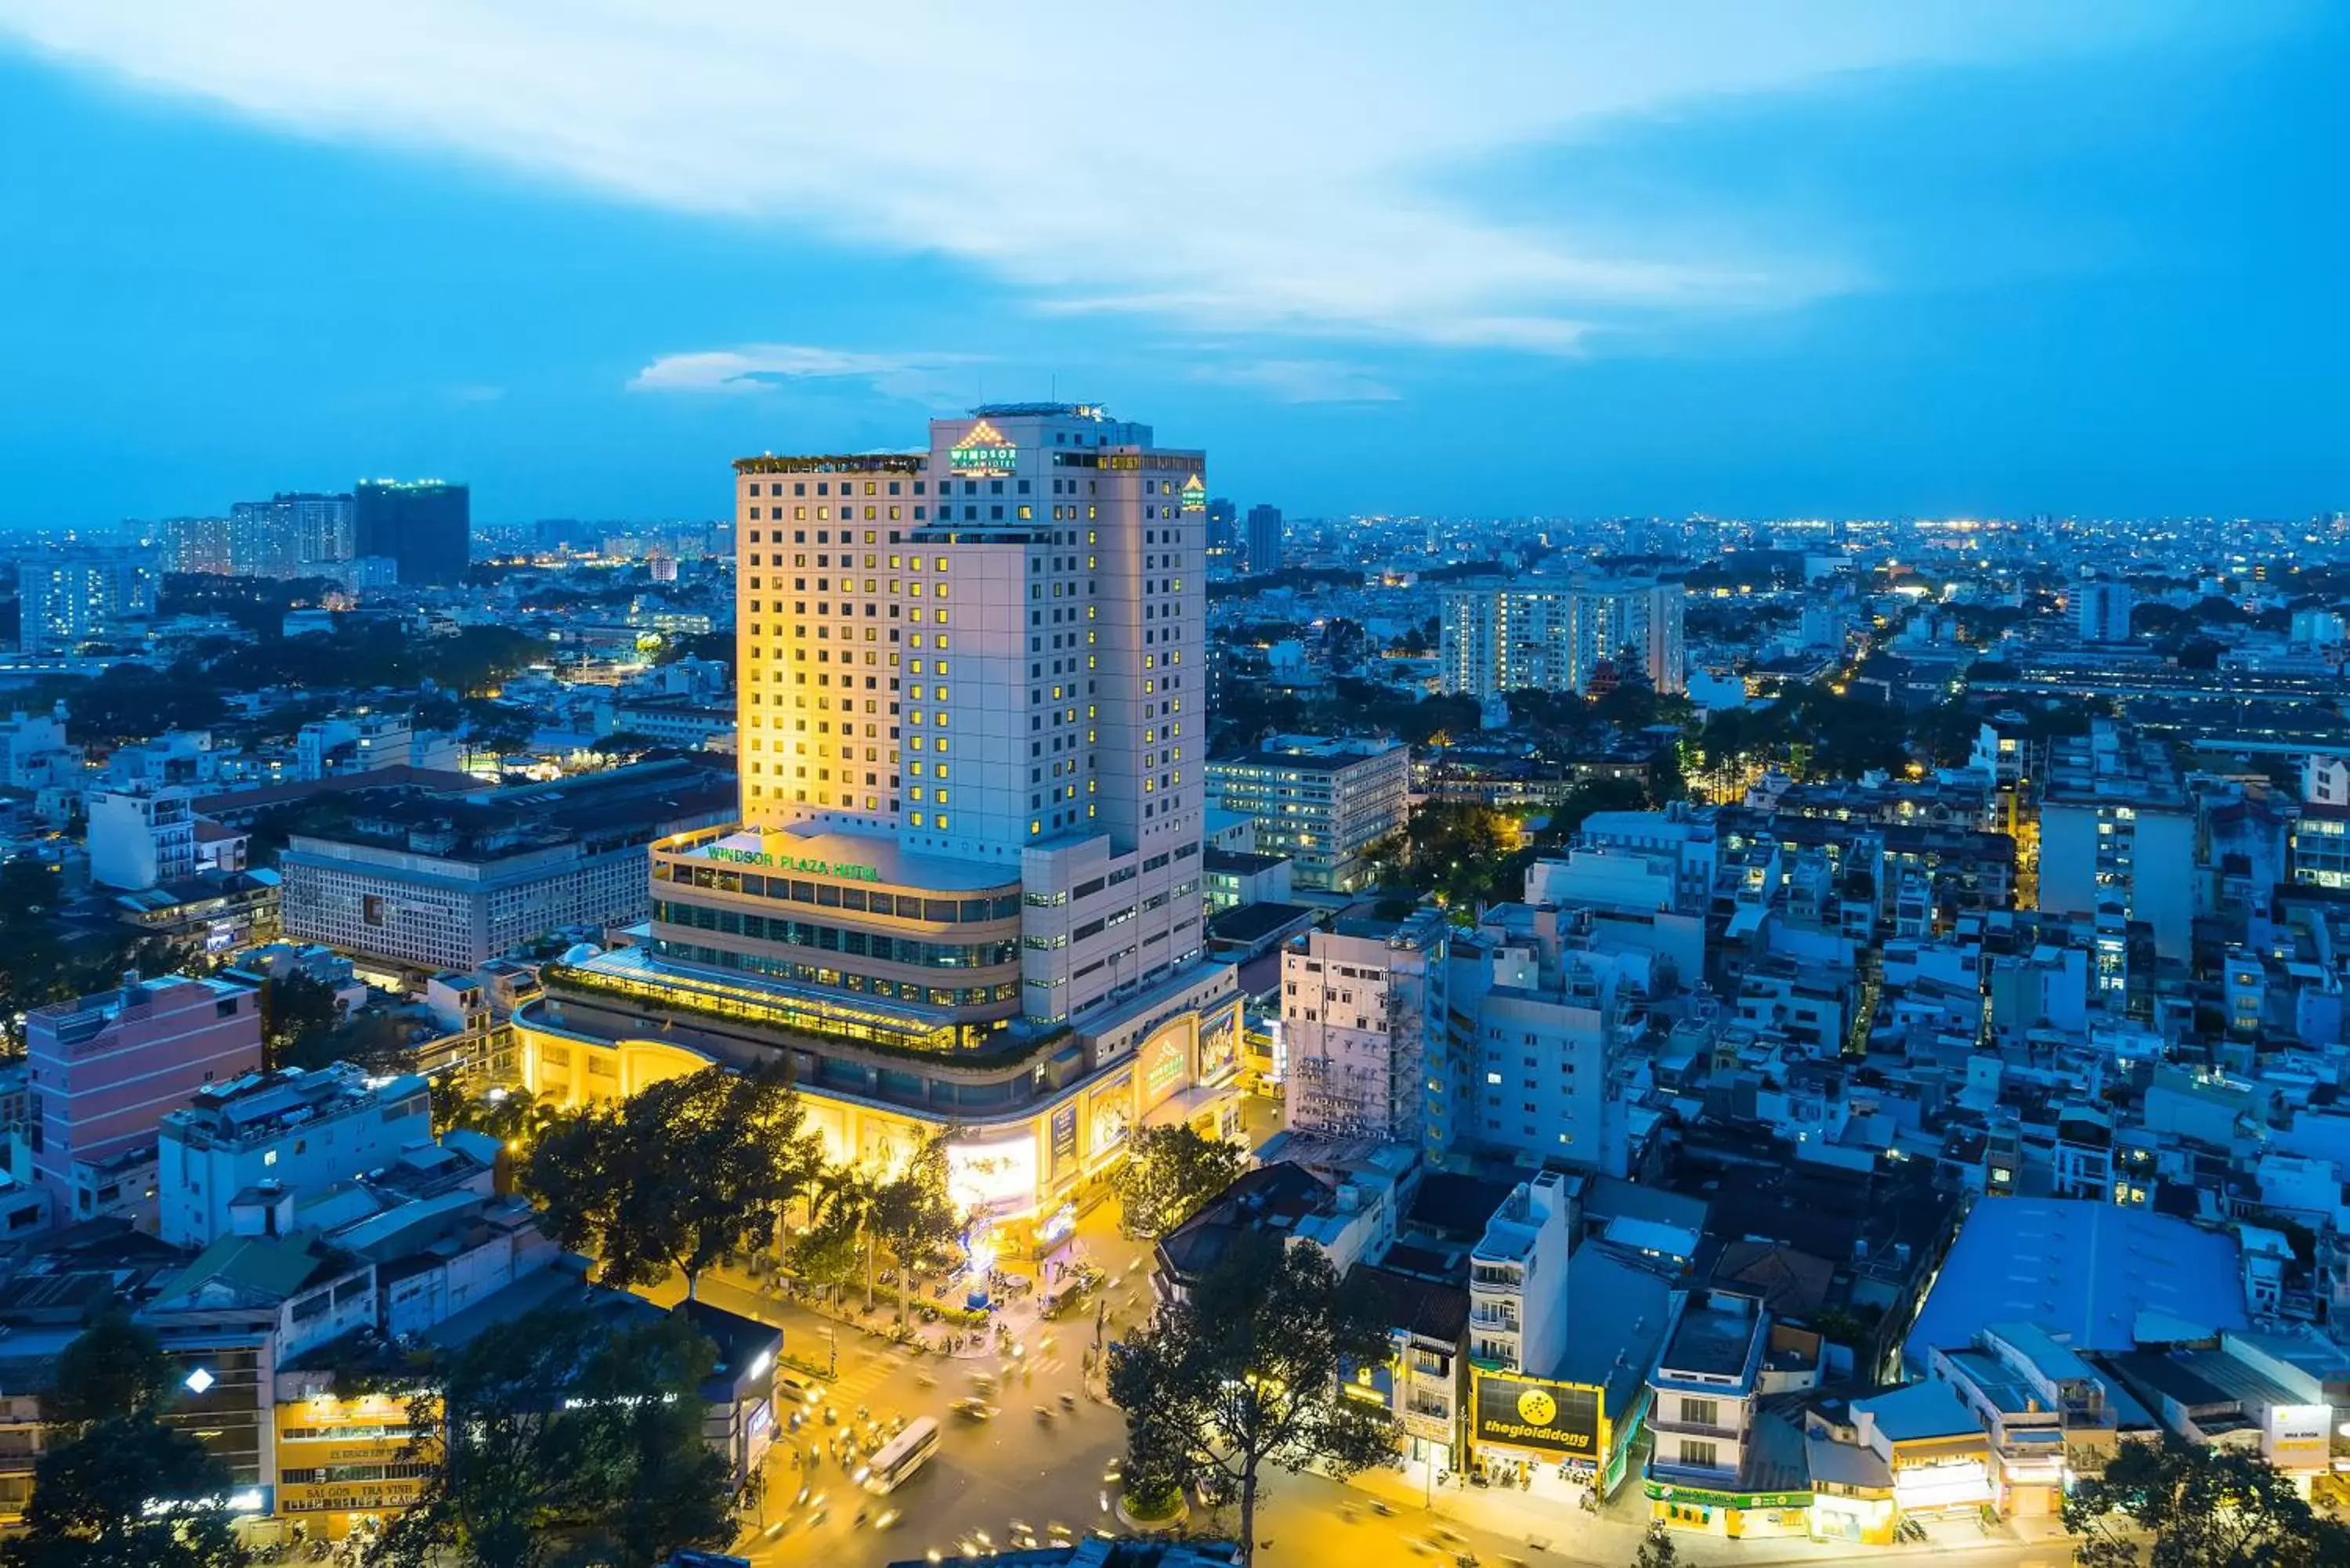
3;2;2345;530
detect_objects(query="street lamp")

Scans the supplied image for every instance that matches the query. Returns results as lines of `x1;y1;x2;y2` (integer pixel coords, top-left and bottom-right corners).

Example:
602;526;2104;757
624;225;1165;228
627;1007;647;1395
823;1326;838;1380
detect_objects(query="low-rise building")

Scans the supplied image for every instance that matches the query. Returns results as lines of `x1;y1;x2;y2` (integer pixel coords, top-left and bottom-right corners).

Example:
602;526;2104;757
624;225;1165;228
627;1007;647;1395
1927;1322;2151;1518
1803;1382;1994;1544
280;759;734;973
27;974;265;1222
1645;1290;1818;1539
157;1066;434;1248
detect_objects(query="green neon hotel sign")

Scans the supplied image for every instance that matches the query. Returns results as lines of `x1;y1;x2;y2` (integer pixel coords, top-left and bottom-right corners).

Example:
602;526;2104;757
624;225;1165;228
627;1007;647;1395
707;847;881;881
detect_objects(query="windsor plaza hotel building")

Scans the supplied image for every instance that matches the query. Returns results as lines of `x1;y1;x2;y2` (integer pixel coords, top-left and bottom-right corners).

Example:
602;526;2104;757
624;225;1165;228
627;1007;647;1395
512;406;1244;1236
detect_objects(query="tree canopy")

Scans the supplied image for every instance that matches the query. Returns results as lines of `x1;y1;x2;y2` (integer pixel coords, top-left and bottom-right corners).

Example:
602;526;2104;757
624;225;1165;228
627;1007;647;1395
0;858;189;1031
522;1067;822;1299
5;1313;247;1568
1115;1124;1247;1241
43;1309;172;1431
2061;1438;2350;1568
1108;1236;1397;1567
369;1306;734;1568
872;1138;962;1327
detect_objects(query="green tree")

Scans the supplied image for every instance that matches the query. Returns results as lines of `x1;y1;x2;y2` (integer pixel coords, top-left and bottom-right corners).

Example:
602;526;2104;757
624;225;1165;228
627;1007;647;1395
1115;1124;1248;1240
259;973;345;1069
276;1009;418;1076
873;1138;964;1330
2059;1436;2350;1568
563;1315;736;1566
1632;1520;1682;1568
2;1414;248;1568
1108;1236;1397;1567
43;1309;172;1430
786;1166;876;1299
522;1067;822;1300
370;1306;732;1568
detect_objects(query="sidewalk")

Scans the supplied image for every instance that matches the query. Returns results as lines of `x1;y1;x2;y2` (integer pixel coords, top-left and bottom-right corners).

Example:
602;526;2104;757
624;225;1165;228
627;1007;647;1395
1343;1465;2068;1566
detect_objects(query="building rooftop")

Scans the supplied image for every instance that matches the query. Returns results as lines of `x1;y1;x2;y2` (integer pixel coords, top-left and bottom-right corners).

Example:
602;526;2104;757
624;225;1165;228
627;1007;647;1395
1550;1245;1675;1420
1658;1293;1763;1383
1855;1378;1981;1443
1903;1198;2247;1372
1209;735;1407;772
154;1232;356;1307
1352;1264;1470;1345
669;822;1018;894
164;1064;428;1150
1156;1162;1334;1287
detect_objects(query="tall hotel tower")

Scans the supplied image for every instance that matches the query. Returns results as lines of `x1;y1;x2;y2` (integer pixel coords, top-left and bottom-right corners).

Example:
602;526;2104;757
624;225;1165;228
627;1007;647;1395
514;406;1243;1234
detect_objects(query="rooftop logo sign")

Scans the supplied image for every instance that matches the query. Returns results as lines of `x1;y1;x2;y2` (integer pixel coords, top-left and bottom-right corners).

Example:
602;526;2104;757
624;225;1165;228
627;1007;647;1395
950;419;1018;476
707;846;880;881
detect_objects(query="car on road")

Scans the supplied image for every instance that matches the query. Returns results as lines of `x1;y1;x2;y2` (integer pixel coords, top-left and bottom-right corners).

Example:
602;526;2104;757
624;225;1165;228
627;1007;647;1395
776;1371;824;1406
948;1397;998;1421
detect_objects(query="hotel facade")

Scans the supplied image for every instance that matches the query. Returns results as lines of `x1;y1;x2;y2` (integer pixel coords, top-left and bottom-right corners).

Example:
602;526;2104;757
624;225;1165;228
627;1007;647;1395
512;406;1244;1237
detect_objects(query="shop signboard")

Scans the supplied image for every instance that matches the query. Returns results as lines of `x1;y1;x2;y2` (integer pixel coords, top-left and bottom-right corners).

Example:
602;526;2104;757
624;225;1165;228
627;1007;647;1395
1472;1371;1603;1457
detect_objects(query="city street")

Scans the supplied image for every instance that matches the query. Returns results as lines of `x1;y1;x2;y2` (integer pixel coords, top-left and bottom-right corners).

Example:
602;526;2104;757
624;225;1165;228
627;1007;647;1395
644;1207;2078;1568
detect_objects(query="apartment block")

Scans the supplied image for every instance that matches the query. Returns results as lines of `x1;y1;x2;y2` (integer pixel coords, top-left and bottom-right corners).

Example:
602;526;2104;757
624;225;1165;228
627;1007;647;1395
1206;735;1409;892
1281;912;1447;1143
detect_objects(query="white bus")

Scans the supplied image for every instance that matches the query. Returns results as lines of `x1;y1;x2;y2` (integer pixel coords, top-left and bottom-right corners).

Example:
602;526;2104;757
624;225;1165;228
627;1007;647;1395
859;1415;940;1494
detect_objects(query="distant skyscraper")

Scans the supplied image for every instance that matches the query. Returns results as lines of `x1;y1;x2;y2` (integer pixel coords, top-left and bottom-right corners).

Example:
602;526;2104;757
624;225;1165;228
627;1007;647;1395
221;492;353;578
2076;580;2134;643
1206;497;1237;556
16;546;158;653
356;479;471;585
1245;504;1282;574
163;515;235;575
1439;571;1687;699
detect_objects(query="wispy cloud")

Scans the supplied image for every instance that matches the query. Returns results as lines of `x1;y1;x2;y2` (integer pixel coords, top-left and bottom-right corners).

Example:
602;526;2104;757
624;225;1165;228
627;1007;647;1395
627;344;974;402
1194;360;1402;405
0;2;2200;349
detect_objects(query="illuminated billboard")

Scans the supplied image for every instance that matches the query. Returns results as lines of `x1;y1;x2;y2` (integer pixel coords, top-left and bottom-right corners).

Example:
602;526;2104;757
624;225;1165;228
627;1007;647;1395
947;1134;1039;1218
1472;1371;1603;1457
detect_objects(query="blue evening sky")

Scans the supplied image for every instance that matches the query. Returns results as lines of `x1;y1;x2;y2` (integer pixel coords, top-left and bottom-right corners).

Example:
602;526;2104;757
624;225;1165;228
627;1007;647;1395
1;4;2342;528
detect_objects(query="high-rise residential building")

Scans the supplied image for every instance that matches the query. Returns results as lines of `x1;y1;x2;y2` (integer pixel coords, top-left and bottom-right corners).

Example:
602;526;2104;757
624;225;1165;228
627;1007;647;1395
165;496;356;578
355;479;471;585
25;974;266;1219
510;404;1246;1237
15;545;159;653
1439;570;1687;699
1245;504;1283;575
229;492;356;577
2037;717;2195;964
1280;912;1446;1143
1206;735;1411;891
2075;580;2134;644
164;515;237;575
